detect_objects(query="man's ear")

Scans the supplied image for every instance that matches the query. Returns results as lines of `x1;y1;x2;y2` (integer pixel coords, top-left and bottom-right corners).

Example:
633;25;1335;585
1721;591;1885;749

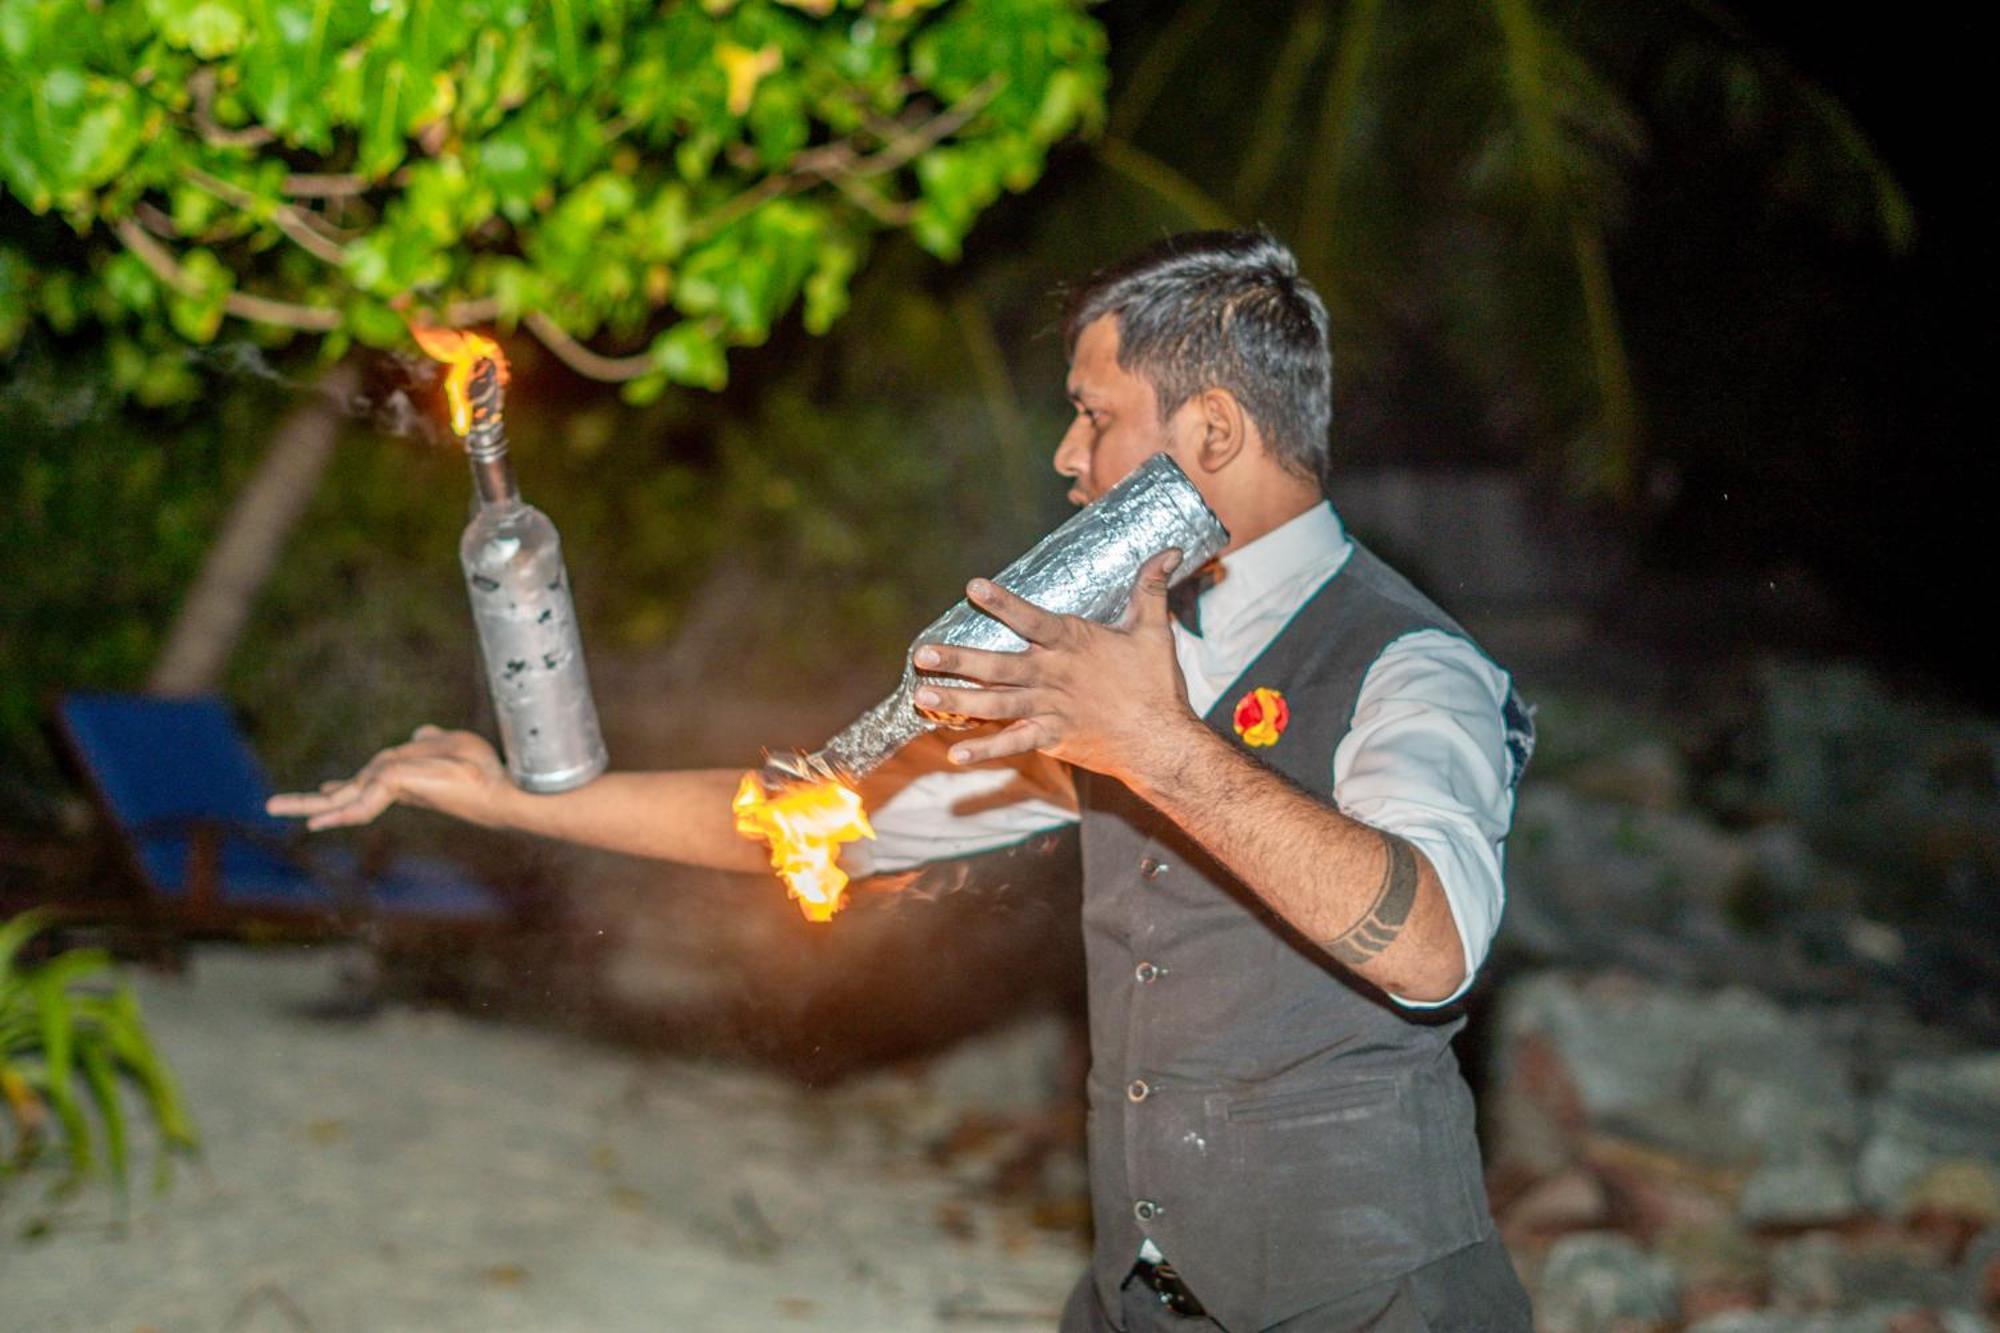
1192;387;1249;473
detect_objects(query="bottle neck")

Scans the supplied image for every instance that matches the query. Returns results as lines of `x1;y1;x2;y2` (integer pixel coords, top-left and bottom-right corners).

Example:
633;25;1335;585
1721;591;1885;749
462;355;518;508
469;451;519;507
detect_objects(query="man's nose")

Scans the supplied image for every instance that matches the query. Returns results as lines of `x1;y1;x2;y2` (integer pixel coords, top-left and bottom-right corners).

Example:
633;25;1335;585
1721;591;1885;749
1052;421;1087;479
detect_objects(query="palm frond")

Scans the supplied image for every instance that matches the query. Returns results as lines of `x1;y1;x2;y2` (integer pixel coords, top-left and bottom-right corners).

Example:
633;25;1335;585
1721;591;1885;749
1094;138;1238;230
1296;0;1385;288
1108;0;1231;140
1233;2;1330;212
1486;0;1642;495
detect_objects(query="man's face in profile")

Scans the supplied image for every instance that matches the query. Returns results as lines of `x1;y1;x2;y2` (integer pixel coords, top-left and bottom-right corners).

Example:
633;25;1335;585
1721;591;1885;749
1054;316;1177;506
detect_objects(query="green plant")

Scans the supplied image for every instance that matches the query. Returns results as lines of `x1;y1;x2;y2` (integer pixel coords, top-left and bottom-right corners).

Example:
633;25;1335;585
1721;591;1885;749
0;0;1106;404
0;912;199;1195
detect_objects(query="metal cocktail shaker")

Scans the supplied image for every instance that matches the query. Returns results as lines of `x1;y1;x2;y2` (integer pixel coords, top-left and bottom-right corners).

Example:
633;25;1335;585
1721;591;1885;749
780;453;1229;784
457;359;609;793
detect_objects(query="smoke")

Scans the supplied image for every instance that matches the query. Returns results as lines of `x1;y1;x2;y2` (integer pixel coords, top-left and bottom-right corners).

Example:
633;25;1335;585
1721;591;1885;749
191;341;452;448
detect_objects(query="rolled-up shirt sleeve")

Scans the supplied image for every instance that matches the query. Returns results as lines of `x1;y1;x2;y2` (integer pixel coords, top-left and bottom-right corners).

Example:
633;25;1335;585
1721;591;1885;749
1332;629;1522;1009
841;732;1079;878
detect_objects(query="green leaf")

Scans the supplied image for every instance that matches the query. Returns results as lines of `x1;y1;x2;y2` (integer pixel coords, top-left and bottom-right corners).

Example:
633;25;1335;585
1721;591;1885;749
165;247;232;343
358;48;410;179
0;911;49;979
77;1041;129;1191
146;0;249;58
802;235;859;335
28;964;89;1177
346;296;407;349
748;79;808;168
649;320;726;389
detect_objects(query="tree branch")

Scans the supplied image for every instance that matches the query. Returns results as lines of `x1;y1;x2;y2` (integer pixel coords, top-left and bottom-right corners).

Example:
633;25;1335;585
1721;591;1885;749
183;166;351;266
850;76;1005;180
693;76;1004;241
112;218;342;332
189;68;276;149
442;296;503;324
523;311;655;381
281;173;373;199
830;172;916;226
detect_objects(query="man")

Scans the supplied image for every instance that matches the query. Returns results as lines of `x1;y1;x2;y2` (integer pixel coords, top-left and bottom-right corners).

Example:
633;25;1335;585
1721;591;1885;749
272;231;1534;1331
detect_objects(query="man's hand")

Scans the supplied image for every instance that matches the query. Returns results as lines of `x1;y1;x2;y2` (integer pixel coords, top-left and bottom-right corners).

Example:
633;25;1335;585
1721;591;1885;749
911;549;1199;784
266;726;512;831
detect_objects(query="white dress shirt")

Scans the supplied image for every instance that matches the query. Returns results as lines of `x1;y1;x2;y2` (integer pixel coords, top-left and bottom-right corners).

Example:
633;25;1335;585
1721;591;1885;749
845;501;1522;1009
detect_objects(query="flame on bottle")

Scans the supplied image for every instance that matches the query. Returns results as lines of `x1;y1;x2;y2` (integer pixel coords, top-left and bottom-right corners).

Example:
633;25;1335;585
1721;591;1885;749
410;324;510;437
732;772;875;922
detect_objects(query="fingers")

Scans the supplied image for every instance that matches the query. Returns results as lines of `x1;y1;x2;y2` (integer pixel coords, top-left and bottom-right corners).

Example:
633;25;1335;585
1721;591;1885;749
944;719;1053;766
914;682;1038;721
268;725;470;827
306;782;396;831
966;579;1066;645
1124;548;1183;631
267;790;338;817
1143;547;1184;591
266;779;387;829
912;642;1035;685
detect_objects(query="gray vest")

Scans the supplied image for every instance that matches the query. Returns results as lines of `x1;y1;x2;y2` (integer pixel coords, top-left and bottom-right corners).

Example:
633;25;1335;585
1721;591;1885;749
1078;543;1518;1332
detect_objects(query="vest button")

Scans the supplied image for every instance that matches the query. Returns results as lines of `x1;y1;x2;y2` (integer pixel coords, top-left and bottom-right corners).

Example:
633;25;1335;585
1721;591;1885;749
1127;1078;1151;1103
1139;856;1168;880
1134;961;1163;984
1134;1199;1162;1222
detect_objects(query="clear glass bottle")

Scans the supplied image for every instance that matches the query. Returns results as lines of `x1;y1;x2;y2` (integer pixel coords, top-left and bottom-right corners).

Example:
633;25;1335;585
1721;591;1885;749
457;360;608;793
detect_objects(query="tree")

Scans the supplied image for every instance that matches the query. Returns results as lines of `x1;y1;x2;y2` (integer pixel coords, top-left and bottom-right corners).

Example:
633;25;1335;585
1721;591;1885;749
0;0;1107;692
1;0;1104;397
1084;0;1911;496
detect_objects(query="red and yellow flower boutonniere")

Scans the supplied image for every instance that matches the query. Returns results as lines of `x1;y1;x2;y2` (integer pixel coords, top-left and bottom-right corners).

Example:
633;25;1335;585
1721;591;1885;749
1232;687;1289;748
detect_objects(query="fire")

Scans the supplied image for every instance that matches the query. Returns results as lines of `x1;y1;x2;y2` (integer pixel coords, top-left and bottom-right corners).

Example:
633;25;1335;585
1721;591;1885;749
410;324;509;437
732;772;875;922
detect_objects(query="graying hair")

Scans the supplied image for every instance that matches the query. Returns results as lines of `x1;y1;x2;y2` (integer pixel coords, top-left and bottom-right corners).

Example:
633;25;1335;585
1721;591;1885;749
1063;231;1332;484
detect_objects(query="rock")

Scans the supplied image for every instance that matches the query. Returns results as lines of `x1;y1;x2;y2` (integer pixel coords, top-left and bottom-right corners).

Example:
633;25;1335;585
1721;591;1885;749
1904;1159;2000;1228
1584;1135;1739;1240
1738;1152;1862;1228
1858;1054;2000;1217
1743;823;1823;906
1510;787;1758;936
1534;1231;1679;1333
1655;1218;1766;1317
1488;1030;1587;1179
920;1012;1073;1116
1765;1232;1847;1310
1498;1167;1611;1241
1564;739;1689;811
1768;1230;1960;1312
1958;1225;2000;1313
1497;973;1860;1167
1689;1309;1990;1333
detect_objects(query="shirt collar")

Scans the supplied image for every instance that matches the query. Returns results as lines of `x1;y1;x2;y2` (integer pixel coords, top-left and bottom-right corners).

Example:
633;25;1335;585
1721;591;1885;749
1198;500;1349;637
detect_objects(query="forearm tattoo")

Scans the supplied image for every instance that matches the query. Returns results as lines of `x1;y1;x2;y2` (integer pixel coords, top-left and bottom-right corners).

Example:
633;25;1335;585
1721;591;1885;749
1327;831;1419;966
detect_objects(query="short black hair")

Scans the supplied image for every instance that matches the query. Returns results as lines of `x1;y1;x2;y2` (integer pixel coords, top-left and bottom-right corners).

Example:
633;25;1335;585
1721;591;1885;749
1062;230;1332;483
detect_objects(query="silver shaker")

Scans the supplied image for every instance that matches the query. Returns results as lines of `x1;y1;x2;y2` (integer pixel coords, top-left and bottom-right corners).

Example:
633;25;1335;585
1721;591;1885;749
784;453;1229;784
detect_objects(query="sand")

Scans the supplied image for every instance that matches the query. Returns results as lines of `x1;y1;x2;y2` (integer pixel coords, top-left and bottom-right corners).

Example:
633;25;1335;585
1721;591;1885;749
0;947;1086;1332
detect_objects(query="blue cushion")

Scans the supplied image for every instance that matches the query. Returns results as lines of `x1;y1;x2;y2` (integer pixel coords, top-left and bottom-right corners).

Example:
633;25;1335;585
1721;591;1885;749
62;692;502;922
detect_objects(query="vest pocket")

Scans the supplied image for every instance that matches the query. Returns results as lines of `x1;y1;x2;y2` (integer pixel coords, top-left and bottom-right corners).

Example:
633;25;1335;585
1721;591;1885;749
1223;1076;1397;1125
1213;1072;1482;1325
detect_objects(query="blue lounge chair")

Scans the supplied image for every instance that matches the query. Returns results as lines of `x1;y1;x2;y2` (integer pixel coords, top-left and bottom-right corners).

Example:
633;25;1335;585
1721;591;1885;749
56;692;504;932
